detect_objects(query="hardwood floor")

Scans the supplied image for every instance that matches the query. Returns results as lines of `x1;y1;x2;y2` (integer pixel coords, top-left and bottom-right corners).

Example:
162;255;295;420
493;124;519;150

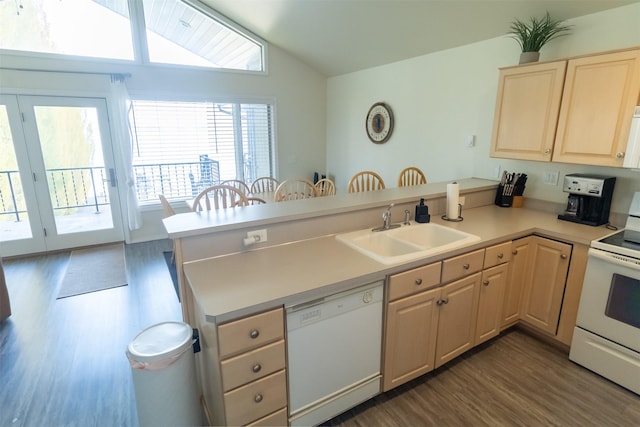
1;240;639;426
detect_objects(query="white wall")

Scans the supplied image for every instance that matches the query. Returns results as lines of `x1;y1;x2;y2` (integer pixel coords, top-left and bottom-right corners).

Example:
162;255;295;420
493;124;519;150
0;44;326;242
327;4;640;215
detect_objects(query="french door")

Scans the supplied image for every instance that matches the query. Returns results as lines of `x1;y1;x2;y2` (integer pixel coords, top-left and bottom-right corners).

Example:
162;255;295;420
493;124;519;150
0;94;123;256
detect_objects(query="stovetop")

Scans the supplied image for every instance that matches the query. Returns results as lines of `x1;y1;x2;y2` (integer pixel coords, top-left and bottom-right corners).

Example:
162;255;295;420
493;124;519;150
592;229;640;259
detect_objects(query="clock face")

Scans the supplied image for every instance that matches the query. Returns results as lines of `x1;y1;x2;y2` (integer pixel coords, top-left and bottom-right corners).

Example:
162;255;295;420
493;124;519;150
366;102;394;144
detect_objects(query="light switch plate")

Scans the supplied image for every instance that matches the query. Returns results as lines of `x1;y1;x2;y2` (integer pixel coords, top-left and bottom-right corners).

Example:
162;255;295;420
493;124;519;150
544;171;559;185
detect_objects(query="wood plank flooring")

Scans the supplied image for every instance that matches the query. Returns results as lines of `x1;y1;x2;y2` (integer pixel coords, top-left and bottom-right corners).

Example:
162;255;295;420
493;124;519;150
1;240;639;426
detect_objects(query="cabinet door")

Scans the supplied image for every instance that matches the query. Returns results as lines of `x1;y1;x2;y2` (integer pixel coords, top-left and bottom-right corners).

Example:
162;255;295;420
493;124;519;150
434;273;481;368
383;287;440;391
553;49;640;166
490;61;567;161
520;237;572;334
476;264;508;345
501;237;532;328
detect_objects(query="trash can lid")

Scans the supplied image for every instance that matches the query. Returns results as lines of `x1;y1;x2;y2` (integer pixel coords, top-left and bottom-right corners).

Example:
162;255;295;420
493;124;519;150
127;321;192;363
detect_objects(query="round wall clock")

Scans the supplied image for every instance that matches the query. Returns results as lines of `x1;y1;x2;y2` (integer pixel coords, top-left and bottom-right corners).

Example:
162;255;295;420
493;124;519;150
365;102;394;144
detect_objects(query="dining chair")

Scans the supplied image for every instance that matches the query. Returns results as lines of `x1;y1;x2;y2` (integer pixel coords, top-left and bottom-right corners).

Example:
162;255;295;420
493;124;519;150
221;179;251;196
244;197;267;206
158;194;176;217
192;184;249;211
348;171;385;193
398;167;427;187
250;177;280;194
315;178;336;196
274;179;318;201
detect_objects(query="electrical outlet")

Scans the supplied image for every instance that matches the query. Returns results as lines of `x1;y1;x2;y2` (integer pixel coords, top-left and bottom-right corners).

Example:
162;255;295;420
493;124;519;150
544;170;560;185
492;165;501;179
466;135;475;148
247;229;267;243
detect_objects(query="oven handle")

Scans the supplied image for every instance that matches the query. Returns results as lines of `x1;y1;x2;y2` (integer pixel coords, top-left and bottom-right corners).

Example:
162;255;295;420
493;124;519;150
589;247;640;271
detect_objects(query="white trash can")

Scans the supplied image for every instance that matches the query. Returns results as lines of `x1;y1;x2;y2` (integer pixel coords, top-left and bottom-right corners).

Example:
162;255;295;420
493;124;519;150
127;321;201;427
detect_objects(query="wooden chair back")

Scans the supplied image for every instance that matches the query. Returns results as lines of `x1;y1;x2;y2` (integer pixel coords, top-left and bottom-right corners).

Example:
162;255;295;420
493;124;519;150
221;179;251;195
315;178;336;196
274;179;318;201
250;177;279;194
398;167;427;187
158;195;176;217
244;197;267;206
192;184;249;211
348;171;385;193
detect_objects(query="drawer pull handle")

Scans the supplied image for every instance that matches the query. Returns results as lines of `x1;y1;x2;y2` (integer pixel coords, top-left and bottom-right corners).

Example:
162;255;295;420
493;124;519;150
560;253;567;259
252;363;262;373
497;253;504;259
483;280;490;286
249;329;260;339
254;393;263;403
415;278;423;285
463;263;470;270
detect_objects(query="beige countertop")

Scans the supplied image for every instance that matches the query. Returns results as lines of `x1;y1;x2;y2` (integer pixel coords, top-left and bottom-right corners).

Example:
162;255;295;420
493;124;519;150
184;204;618;324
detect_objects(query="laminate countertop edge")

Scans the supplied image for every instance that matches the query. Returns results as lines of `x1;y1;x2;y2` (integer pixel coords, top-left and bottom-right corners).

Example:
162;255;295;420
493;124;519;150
183;204;618;324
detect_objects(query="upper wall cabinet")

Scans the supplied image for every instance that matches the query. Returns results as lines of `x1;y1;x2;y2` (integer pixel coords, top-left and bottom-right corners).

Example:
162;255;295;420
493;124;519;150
491;60;567;161
491;48;640;166
552;49;640;166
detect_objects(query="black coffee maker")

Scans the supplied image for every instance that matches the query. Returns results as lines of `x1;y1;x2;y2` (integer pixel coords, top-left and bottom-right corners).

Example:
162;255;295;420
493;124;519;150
558;174;616;226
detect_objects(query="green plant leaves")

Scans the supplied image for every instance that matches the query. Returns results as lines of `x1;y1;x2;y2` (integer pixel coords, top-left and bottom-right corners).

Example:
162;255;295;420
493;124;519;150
508;11;572;52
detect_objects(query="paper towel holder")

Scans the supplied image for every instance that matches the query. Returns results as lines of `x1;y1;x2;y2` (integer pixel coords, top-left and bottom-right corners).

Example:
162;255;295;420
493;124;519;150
442;204;464;222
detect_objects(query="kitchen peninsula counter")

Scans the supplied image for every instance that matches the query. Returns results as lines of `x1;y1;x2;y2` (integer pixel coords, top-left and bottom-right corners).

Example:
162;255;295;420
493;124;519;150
184;204;617;323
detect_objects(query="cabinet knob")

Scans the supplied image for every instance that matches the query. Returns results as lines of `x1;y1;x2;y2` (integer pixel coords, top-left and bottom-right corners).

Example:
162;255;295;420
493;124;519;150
463;263;470;270
437;298;449;305
497;253;504;259
512;249;518;255
249;329;260;339
616;152;625;159
483;280;490;286
254;393;263;403
252;363;262;373
415;278;423;285
560;253;568;259
544;148;551;154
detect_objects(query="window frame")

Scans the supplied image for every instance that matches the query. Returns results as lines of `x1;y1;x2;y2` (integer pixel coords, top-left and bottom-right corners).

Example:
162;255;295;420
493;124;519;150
0;0;268;75
127;93;278;206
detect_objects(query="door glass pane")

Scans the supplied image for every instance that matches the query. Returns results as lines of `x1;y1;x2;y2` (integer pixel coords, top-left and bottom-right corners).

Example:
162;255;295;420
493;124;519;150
33;106;113;234
0;105;32;241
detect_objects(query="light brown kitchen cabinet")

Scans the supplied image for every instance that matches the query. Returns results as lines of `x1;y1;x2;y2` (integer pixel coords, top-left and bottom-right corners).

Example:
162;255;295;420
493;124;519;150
383;286;440;391
490;60;567;161
475;263;508;345
434;272;481;368
195;306;288;426
552;49;640;166
501;237;532;328
520;237;572;335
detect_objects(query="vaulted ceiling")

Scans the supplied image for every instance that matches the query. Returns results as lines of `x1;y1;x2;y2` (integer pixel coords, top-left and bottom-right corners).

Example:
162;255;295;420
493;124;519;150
200;0;639;76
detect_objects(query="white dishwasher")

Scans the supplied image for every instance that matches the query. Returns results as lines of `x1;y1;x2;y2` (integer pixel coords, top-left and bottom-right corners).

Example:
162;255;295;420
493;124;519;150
286;281;383;426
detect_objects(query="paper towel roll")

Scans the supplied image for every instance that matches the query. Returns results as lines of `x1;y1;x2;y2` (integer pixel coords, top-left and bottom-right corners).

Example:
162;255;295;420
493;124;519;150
446;182;459;219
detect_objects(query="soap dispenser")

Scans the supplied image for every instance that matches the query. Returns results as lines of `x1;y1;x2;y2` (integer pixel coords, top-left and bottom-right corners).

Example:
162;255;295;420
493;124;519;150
415;198;430;223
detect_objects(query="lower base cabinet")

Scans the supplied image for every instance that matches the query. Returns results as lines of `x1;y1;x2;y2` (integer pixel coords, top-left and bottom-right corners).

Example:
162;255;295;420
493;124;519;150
475;263;508;345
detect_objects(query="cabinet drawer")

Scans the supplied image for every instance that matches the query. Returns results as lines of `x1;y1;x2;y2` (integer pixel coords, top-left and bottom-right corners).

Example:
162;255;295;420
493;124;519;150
224;370;287;426
221;340;286;392
484;241;512;269
218;308;284;358
246;407;288;427
388;261;441;301
441;249;484;283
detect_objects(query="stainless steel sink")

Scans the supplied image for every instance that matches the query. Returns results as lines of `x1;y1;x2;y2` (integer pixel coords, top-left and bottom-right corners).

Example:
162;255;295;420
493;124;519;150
336;222;481;264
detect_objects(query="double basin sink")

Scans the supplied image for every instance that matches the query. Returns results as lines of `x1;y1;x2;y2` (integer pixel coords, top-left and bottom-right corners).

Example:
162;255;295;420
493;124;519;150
336;222;481;265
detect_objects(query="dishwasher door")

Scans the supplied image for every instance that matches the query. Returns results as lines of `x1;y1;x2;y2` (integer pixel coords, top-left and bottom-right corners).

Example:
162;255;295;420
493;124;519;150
286;281;383;424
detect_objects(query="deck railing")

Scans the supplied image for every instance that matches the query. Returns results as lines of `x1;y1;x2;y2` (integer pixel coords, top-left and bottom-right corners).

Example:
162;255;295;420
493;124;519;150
0;159;220;222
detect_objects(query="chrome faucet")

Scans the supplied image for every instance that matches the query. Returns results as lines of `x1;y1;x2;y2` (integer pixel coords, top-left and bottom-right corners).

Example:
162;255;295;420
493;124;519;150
373;203;401;232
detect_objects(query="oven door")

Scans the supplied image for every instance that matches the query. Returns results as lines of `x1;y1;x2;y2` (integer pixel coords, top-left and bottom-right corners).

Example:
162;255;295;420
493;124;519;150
576;247;640;352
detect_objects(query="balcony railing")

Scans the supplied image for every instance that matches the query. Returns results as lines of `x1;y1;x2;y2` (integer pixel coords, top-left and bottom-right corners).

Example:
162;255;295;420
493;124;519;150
0;159;220;222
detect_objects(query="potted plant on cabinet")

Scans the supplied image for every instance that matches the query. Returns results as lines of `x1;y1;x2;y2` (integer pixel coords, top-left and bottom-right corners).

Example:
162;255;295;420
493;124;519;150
508;11;572;64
